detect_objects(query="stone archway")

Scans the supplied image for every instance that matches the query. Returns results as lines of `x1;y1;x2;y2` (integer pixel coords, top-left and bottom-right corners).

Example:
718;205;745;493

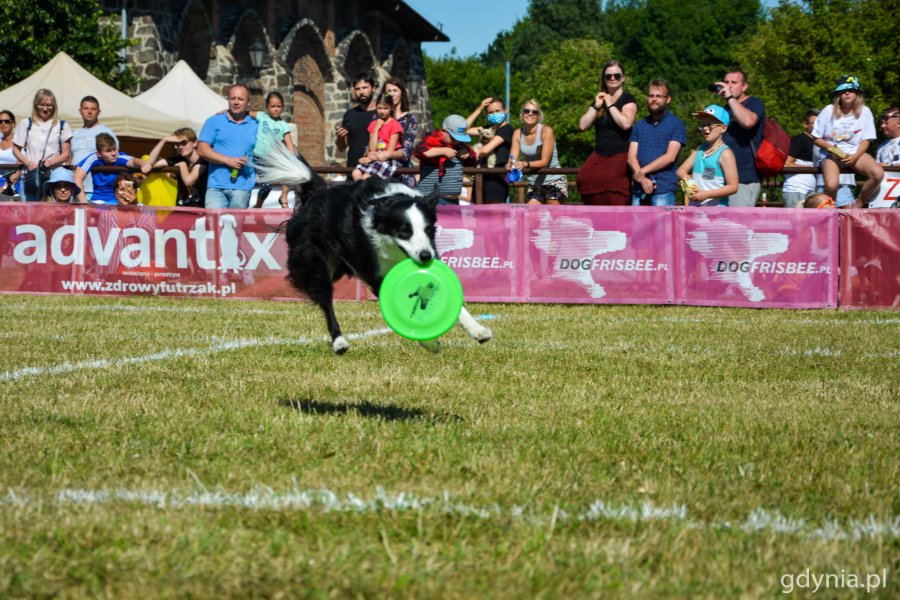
292;55;326;165
282;22;332;166
178;1;212;80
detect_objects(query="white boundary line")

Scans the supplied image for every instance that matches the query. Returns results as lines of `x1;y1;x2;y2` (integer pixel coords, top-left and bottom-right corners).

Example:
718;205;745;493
0;327;392;383
0;315;496;383
1;485;896;542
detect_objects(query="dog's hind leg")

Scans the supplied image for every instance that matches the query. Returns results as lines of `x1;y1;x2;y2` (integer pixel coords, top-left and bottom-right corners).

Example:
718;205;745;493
301;261;349;354
457;307;493;344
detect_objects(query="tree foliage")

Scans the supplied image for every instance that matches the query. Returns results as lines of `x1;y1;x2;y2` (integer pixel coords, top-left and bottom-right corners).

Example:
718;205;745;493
521;39;620;166
423;54;524;129
482;0;604;72
735;0;900;132
0;0;138;91
602;0;762;96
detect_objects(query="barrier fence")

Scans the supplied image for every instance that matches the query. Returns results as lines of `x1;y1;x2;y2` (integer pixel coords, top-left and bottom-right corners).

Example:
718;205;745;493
1;202;896;309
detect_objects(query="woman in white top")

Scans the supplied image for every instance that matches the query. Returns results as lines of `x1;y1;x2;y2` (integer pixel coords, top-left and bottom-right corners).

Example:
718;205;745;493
12;89;73;202
0;110;21;195
812;75;883;208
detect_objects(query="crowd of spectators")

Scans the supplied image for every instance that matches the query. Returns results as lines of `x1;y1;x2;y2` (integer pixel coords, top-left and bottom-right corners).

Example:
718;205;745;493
0;66;898;210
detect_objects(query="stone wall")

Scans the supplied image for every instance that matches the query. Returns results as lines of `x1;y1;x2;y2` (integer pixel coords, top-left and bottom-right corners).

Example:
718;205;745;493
101;0;434;166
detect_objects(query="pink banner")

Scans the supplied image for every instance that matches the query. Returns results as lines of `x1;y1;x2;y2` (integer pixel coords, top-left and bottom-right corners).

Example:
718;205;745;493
524;206;674;304
840;210;900;309
0;202;865;310
675;207;838;308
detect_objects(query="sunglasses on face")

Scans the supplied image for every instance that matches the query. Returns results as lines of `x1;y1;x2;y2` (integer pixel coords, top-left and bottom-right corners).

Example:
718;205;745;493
173;141;190;148
522;108;540;116
604;73;623;81
0;119;12;124
881;114;900;122
814;196;835;209
697;124;721;133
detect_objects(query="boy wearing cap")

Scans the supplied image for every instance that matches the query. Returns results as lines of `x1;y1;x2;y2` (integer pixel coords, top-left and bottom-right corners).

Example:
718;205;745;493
676;105;738;206
414;114;478;204
811;75;882;207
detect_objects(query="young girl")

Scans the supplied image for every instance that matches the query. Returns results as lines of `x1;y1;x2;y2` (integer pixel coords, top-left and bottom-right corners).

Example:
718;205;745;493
353;93;402;181
676;105;739;206
251;92;296;208
812;75;883;208
41;167;80;203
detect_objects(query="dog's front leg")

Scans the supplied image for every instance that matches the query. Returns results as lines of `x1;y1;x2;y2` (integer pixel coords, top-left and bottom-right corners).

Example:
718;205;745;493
457;306;492;343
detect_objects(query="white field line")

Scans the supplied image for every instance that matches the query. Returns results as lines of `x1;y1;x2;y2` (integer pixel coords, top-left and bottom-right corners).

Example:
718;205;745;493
1;486;896;542
0;315;497;383
0;329;386;383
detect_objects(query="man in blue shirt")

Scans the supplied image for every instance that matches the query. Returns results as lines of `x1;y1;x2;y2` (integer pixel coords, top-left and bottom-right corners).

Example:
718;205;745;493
627;79;687;206
712;69;765;207
198;84;258;209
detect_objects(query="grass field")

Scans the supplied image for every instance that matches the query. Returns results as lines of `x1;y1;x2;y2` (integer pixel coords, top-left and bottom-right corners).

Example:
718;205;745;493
0;295;897;598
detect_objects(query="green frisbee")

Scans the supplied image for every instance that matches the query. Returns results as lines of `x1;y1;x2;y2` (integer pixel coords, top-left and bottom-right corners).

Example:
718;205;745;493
379;258;464;341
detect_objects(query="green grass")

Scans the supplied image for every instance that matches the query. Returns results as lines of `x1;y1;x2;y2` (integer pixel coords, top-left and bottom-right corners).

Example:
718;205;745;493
0;295;897;598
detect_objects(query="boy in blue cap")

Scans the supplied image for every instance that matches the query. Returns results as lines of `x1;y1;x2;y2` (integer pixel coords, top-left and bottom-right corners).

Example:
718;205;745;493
676;105;739;206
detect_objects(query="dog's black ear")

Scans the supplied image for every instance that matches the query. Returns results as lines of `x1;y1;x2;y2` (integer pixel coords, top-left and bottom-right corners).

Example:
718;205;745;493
421;189;441;209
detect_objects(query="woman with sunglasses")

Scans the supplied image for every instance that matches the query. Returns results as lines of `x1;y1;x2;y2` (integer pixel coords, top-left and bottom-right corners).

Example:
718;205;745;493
576;60;637;205
507;100;568;204
12;89;72;201
0;110;21;196
811;75;883;208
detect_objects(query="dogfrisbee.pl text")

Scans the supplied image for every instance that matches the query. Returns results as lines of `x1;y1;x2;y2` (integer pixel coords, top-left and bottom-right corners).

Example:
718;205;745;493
780;568;889;594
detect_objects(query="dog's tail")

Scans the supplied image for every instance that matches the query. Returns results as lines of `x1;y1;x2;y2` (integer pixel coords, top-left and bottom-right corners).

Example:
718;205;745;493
256;140;313;187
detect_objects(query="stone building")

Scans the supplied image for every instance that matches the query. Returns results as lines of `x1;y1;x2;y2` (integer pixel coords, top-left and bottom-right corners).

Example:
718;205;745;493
100;1;447;166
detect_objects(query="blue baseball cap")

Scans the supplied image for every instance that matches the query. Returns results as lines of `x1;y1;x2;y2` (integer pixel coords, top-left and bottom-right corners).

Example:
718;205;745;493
441;114;471;142
692;104;730;128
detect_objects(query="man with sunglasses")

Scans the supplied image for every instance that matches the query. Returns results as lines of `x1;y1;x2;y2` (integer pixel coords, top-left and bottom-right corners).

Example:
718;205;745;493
627;79;686;206
876;108;900;166
710;69;765;206
70;96;118;201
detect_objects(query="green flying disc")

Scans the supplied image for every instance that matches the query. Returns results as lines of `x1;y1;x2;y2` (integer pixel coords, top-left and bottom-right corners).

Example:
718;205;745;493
379;258;464;341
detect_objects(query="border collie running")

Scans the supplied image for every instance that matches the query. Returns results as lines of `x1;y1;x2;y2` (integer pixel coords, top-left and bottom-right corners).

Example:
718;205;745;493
257;144;492;354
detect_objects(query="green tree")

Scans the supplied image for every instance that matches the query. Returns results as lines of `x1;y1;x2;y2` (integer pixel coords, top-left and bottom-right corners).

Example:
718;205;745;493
603;0;762;96
483;0;604;72
521;39;620;167
0;0;138;91
735;0;899;132
424;54;524;128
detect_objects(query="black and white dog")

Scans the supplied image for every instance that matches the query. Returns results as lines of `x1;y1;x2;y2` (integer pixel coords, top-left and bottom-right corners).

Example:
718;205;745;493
257;143;492;354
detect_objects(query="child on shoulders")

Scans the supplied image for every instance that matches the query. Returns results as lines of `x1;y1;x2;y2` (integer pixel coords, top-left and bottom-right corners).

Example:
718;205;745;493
352;93;403;181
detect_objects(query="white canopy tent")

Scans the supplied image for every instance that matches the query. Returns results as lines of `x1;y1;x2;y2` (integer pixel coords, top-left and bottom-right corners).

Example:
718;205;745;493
0;52;188;138
136;60;298;141
135;60;227;131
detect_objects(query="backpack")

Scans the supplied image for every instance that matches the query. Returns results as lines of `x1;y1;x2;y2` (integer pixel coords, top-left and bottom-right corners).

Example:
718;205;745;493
753;117;790;177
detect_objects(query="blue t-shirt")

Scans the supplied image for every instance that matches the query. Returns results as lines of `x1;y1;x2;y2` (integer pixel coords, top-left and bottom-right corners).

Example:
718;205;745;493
629;111;687;195
723;96;765;184
71;125;119;197
78;152;131;204
198;112;258;190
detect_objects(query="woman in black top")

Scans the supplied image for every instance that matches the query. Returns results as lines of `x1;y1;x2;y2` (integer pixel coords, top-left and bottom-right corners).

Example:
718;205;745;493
575;60;637;205
466;97;514;203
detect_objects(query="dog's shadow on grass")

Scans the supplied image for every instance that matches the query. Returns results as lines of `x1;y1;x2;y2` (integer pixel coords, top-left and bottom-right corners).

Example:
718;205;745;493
280;398;463;424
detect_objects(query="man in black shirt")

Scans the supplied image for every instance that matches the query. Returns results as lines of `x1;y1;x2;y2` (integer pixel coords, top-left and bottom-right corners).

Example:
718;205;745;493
335;73;376;168
781;109;819;208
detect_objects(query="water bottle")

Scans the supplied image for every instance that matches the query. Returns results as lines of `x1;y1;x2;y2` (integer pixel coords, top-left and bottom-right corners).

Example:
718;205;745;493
230;165;240;183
